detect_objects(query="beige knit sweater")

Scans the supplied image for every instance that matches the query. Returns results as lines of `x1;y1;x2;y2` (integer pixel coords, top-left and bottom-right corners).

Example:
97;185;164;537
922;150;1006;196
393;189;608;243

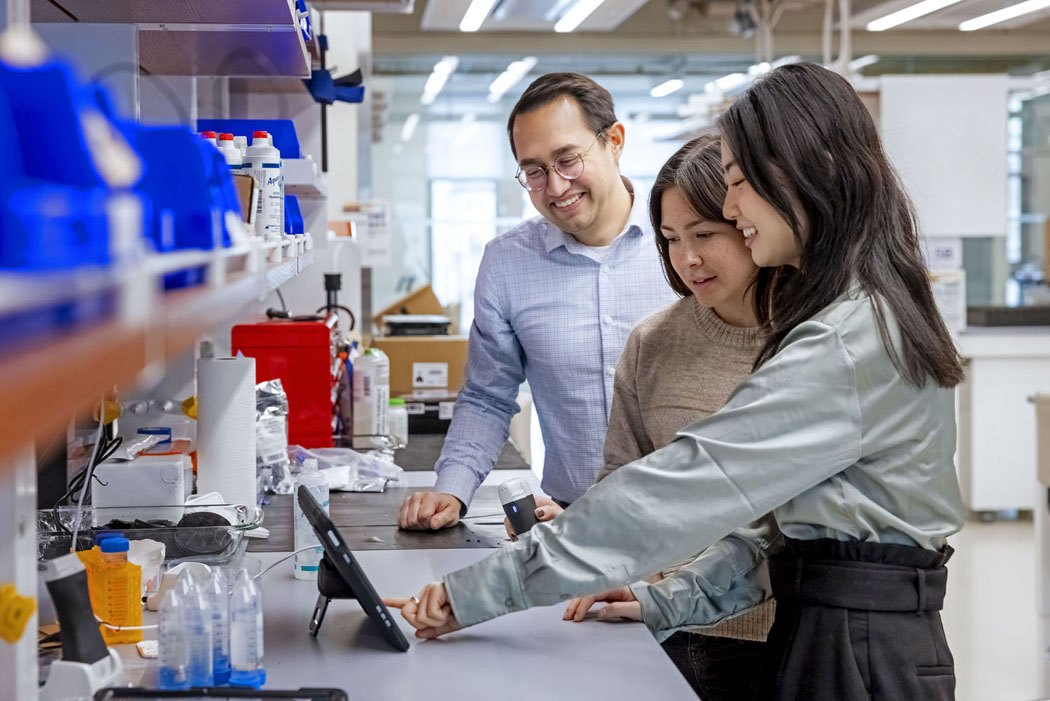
597;295;776;642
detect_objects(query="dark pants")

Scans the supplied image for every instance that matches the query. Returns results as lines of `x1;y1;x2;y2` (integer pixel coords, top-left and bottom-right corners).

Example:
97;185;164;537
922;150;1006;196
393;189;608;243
661;631;767;701
763;538;956;701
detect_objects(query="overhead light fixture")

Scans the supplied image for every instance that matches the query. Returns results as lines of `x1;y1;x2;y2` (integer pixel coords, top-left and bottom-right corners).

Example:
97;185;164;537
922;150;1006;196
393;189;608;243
959;0;1050;30
544;0;576;21
710;72;748;92
460;0;498;32
420;56;458;106
866;0;964;31
400;113;420;142
488;57;538;103
650;78;685;98
554;0;606;33
454;114;480;148
849;54;880;71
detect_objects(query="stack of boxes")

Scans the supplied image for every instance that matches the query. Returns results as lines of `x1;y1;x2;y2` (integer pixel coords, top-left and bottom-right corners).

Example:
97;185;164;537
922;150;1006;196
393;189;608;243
371;286;468;433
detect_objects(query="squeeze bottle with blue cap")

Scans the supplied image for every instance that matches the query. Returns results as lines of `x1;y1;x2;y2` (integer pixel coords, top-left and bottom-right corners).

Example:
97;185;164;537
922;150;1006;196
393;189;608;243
175;571;213;686
157;588;189;690
90;537;142;645
246;131;283;240
294;458;329;580
229;569;266;688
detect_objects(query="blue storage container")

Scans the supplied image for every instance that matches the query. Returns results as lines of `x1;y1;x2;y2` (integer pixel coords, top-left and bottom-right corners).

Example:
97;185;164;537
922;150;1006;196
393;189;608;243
284;195;304;236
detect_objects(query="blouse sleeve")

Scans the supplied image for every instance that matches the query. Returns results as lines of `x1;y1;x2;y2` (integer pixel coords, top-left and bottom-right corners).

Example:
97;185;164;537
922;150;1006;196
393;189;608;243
444;319;862;628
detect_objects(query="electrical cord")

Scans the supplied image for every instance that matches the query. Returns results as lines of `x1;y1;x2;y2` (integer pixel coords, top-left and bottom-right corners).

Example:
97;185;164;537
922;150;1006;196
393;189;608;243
275;287;288;313
69;401;107;552
254;545;320;581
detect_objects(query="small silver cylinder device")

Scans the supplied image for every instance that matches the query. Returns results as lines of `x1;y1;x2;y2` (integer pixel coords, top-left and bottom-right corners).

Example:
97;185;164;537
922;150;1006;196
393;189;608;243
499;477;539;536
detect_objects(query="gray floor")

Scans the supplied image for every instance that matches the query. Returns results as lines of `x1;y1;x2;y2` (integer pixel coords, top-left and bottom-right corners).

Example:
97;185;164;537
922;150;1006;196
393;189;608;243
943;515;1039;701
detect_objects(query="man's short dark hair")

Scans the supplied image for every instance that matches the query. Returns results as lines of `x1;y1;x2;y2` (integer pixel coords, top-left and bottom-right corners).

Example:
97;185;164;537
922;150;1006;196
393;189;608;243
507;73;618;159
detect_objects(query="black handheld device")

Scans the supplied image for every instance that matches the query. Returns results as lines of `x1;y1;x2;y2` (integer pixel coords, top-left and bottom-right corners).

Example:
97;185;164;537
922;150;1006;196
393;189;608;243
296;486;411;652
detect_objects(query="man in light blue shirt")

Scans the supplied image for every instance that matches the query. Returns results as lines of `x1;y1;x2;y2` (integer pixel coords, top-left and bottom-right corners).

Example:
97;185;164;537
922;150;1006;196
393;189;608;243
398;73;676;530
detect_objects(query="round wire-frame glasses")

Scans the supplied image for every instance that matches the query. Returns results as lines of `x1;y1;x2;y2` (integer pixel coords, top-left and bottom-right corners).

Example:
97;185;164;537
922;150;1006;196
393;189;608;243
514;131;605;191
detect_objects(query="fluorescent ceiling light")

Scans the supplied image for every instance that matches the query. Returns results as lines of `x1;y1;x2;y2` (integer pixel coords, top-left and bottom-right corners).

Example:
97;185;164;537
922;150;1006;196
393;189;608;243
849;54;880;71
713;72;748;91
866;0;964;31
554;0;605;33
488;57;538;103
650;78;684;98
400;113;420;142
420;56;458;106
460;0;498;32
959;0;1050;30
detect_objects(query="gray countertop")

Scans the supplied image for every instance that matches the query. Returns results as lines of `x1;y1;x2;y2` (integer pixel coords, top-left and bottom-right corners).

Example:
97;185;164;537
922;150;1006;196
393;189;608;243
253;549;697;700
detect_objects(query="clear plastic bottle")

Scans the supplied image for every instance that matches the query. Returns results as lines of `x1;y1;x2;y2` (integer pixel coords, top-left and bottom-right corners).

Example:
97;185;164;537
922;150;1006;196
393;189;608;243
229;569;266;688
388;398;409;447
157;588;189;690
175;571;214;686
198;568;231;685
352;348;390;450
294;458;329;580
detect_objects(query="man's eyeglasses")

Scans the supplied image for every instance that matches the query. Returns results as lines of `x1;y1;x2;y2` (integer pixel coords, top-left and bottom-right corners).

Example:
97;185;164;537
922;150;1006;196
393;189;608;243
515;131;604;192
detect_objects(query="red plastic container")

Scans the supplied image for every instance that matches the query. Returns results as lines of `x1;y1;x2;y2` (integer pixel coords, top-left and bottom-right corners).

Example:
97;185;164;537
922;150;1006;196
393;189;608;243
232;321;335;448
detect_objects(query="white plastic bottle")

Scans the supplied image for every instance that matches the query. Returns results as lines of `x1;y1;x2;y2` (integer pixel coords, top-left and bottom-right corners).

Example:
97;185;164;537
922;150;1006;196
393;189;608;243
246;131;284;240
293;458;329;580
388;398;409;447
218;133;245;173
199;130;218;149
229;569;266;689
233;135;248;159
201;568;231;685
175;571;214;686
352;349;390;450
157;588;189;690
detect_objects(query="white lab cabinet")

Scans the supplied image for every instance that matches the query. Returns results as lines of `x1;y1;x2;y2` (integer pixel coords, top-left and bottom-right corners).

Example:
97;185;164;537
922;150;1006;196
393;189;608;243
956;329;1050;513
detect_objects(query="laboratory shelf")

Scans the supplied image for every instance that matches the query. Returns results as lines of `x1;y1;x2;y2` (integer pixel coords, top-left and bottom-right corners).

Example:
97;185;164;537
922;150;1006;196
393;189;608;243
0;238;313;464
283;157;327;199
30;0;311;77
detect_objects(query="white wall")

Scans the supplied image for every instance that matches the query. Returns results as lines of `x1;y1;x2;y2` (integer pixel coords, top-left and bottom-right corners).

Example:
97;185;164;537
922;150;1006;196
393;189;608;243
880;75;1009;238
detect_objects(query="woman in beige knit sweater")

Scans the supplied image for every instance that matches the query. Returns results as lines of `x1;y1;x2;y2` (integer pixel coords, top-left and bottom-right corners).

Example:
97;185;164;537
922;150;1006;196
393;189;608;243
535;134;773;699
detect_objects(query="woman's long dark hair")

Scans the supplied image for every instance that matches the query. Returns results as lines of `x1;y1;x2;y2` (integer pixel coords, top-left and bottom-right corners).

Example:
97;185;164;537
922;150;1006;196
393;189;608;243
718;62;964;388
649;134;739;297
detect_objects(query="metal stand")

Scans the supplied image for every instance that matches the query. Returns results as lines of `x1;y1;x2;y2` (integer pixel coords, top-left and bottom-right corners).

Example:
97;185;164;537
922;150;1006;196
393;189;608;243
308;553;358;637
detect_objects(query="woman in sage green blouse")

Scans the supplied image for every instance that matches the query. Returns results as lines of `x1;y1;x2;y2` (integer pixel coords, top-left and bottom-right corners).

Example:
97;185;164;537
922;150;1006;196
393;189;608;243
386;63;966;701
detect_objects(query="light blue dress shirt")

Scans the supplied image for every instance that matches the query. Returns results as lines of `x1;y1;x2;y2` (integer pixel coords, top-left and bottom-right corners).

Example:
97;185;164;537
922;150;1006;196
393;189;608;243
434;181;678;507
442;288;965;635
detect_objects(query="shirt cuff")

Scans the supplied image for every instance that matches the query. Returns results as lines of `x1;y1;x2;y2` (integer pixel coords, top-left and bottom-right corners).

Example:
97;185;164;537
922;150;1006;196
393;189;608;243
628;580;674;642
444;547;526;628
434;466;484;513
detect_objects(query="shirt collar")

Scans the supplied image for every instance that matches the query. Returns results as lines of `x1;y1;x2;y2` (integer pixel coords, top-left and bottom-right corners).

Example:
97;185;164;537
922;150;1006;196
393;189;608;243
544;176;648;254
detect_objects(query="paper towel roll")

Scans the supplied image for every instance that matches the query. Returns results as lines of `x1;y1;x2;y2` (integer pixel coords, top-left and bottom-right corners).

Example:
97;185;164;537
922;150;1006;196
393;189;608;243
196;356;257;507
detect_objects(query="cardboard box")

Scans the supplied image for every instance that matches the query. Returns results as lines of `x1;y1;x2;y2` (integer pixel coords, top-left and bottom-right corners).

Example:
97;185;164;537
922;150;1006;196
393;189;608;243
371;335;469;396
373;285;446;330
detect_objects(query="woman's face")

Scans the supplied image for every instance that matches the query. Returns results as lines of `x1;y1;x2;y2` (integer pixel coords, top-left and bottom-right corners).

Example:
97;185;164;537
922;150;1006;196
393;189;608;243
720;139;801;268
660;187;757;314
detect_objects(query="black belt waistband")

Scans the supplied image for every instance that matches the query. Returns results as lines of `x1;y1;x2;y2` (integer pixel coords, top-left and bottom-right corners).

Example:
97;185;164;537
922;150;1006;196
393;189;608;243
770;539;951;614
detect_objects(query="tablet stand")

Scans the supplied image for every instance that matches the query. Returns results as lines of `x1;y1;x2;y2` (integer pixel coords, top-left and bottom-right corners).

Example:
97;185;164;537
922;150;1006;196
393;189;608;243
308;552;357;637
